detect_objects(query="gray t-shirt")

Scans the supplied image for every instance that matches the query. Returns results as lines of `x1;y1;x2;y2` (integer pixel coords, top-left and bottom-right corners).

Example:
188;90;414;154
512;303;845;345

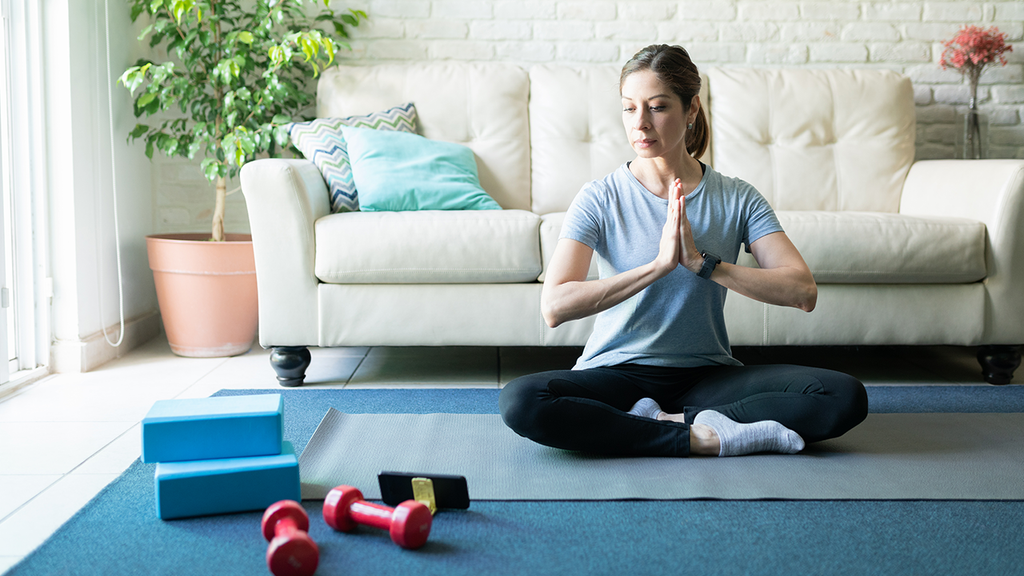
560;162;783;370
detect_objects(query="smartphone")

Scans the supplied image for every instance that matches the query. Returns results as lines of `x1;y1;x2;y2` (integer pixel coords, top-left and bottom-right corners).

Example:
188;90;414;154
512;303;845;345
378;471;470;510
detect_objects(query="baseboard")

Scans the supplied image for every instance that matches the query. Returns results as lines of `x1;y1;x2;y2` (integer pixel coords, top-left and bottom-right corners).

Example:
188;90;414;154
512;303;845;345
51;311;163;373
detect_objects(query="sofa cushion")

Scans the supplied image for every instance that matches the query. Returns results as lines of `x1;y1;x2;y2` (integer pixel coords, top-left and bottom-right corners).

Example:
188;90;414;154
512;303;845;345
538;212;599;282
315;210;542;284
341;126;502;212
288;102;419;213
734;212;987;284
707;68;916;213
318;64;531;211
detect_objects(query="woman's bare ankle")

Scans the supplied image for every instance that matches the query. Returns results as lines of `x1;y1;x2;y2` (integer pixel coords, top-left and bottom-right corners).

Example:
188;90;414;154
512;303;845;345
657;411;687;423
689;423;721;456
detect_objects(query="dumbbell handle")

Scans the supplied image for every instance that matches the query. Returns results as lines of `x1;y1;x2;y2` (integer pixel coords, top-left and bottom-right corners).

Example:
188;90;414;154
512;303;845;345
272;516;303;538
348;500;398;531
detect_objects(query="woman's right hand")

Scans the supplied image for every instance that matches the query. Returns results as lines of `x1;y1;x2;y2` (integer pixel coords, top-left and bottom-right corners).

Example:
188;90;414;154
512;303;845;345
654;179;683;277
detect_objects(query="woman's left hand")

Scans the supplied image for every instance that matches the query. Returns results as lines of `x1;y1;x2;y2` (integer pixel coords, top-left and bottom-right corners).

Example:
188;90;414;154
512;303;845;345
675;179;703;274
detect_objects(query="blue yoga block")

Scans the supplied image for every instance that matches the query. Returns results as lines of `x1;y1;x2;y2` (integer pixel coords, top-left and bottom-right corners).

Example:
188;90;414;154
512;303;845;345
155;442;301;520
141;394;283;463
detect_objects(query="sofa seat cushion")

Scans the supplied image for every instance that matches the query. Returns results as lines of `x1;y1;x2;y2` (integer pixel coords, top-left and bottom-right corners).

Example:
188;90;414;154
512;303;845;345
734;211;987;284
315;210;542;283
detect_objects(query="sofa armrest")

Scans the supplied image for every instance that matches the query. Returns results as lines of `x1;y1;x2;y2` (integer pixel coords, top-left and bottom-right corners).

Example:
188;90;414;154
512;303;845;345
900;159;1024;343
240;158;330;346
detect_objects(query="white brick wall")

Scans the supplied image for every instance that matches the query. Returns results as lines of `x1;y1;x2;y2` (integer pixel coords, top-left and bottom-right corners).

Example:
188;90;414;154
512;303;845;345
152;0;1024;232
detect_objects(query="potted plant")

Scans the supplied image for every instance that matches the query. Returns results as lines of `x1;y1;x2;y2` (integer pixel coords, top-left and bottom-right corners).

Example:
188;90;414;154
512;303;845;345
940;25;1013;159
119;0;364;356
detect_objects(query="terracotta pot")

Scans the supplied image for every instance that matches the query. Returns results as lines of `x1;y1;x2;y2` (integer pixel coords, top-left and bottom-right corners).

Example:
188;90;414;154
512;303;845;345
146;233;258;357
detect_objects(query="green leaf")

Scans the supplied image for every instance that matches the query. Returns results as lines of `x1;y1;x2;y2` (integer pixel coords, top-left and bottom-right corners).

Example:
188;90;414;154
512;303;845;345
237;31;254;45
129;124;149;139
137;92;157;108
271;114;290;124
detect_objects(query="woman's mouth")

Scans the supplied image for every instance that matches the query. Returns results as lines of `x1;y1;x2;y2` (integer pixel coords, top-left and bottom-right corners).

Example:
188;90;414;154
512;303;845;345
635;138;656;148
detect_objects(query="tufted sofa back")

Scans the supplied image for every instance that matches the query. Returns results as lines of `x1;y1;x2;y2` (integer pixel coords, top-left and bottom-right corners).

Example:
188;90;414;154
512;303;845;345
318;63;916;215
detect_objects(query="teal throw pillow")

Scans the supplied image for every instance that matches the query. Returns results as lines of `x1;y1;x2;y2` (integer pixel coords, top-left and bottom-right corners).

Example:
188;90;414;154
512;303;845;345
287;102;419;213
341;126;502;212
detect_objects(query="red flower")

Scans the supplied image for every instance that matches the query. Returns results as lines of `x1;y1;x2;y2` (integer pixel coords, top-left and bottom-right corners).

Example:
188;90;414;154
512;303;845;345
940;25;1013;79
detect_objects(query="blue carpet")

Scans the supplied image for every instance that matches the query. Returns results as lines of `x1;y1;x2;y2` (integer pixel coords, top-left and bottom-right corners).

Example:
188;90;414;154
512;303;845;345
8;386;1024;576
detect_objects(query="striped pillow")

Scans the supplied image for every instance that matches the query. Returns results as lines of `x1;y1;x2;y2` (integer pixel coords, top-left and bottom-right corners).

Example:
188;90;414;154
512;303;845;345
288;103;419;213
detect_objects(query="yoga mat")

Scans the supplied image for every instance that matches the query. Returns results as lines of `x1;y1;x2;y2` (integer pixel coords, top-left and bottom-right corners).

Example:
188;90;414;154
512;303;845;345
298;409;1024;501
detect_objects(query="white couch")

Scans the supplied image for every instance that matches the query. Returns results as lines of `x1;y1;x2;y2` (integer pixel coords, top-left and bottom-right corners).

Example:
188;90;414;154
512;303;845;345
240;63;1024;386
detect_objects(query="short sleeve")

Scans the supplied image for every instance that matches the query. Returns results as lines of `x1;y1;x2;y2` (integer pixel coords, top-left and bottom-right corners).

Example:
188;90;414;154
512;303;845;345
741;183;783;251
560;183;604;251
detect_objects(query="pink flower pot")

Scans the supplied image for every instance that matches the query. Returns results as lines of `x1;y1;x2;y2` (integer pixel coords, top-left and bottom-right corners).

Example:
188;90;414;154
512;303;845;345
146;233;258;357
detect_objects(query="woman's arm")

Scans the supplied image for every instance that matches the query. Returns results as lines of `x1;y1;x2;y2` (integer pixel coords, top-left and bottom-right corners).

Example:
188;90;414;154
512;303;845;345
541;185;685;328
703;231;818;312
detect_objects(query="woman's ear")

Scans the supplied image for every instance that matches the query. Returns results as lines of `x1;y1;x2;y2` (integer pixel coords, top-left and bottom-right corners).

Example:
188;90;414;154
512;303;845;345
689;94;701;123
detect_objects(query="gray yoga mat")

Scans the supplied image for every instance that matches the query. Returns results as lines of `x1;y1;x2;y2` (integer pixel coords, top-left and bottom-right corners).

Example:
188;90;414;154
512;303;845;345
298;409;1024;501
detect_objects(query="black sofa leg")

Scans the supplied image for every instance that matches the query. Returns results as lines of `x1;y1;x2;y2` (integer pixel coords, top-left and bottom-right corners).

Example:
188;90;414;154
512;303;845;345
270;346;311;388
977;345;1022;385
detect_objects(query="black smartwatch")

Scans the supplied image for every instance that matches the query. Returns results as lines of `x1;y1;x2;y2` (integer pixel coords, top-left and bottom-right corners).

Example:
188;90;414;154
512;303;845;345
697;251;721;280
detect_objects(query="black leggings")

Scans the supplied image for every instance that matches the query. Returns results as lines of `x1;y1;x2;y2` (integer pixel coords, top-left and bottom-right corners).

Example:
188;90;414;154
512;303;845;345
499;363;868;457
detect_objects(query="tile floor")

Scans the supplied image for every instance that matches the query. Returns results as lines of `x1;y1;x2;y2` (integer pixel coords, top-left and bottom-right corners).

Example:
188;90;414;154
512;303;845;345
0;334;1018;573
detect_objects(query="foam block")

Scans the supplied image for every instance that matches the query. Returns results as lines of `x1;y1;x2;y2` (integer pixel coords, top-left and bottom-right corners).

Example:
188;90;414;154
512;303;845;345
141;394;283;463
155;442;301;520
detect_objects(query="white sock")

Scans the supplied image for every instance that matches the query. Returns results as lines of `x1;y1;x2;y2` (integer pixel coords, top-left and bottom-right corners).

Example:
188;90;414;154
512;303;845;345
627;397;663;420
693;410;805;457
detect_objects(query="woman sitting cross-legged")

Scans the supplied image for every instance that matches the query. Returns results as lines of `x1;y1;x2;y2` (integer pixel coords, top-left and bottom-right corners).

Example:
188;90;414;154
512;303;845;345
499;44;868;457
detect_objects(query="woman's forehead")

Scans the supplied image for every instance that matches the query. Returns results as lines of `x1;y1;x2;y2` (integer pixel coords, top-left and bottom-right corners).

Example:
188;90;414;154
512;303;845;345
621;69;677;101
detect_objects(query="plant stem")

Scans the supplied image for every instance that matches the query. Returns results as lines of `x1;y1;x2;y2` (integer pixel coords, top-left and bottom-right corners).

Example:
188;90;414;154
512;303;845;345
213;175;226;242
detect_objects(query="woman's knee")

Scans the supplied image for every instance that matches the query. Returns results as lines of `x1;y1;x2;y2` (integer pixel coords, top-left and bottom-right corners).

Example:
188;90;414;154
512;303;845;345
825;371;869;434
499;373;555;437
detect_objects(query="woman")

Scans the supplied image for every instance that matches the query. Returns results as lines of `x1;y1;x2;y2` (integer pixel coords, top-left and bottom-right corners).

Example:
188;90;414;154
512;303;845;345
499;45;868;457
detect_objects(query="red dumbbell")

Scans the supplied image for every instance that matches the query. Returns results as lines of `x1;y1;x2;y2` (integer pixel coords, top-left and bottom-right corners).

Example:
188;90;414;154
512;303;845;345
322;485;432;550
261;500;319;576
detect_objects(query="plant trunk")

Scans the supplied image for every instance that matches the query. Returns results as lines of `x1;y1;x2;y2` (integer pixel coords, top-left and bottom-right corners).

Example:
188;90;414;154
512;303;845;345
213;175;226;242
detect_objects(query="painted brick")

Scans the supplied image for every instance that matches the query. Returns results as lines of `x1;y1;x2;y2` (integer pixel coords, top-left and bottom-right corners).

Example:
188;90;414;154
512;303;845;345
534;21;595;41
747;43;809;65
987;108;1021;126
677;1;737;21
990;126;1024;146
913;85;934;106
914;143;954;160
619;1;676;21
370;0;431;19
494;41;556;61
721;23;780;42
905;63;965;84
808;43;868;63
406;20;469;39
913;103;958;123
470;20;532;40
981;65;1024;85
558;1;617;20
921;123;956;145
842;23;900;42
903;23;968;42
863;3;922;21
993;86;1024;104
922;2;984;22
995;3;1024;21
800;2;860;21
738;1;801;21
366;40;429;60
780;22;841;43
430;40;496;60
870;42;931;63
351;18;407;40
556;42;621;63
660;22;720;43
433;0;494;19
685;42;747;63
494;1;557;19
934;84;991;105
596;21;658;41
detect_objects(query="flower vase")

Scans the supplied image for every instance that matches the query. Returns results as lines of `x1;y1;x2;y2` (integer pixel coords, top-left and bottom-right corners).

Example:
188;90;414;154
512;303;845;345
956;93;987;160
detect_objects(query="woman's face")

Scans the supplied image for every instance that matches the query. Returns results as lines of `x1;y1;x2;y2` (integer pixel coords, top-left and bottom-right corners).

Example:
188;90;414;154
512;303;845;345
620;69;694;160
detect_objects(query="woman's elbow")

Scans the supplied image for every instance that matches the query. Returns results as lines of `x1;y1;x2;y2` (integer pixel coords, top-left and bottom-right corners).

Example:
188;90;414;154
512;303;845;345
540;296;563;328
797;280;818;312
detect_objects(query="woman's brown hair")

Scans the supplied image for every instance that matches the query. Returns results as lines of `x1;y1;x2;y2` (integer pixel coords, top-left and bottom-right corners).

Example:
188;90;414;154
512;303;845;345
620;45;709;160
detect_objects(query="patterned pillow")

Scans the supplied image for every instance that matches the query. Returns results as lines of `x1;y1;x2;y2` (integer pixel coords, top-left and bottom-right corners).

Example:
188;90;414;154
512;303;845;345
288;102;419;212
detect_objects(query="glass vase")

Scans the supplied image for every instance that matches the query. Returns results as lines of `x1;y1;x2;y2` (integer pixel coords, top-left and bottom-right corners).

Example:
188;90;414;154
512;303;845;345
956;99;988;160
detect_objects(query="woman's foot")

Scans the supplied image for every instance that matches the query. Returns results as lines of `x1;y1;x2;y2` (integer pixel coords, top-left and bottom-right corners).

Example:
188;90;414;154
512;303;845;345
692;410;805;457
626;397;663;419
